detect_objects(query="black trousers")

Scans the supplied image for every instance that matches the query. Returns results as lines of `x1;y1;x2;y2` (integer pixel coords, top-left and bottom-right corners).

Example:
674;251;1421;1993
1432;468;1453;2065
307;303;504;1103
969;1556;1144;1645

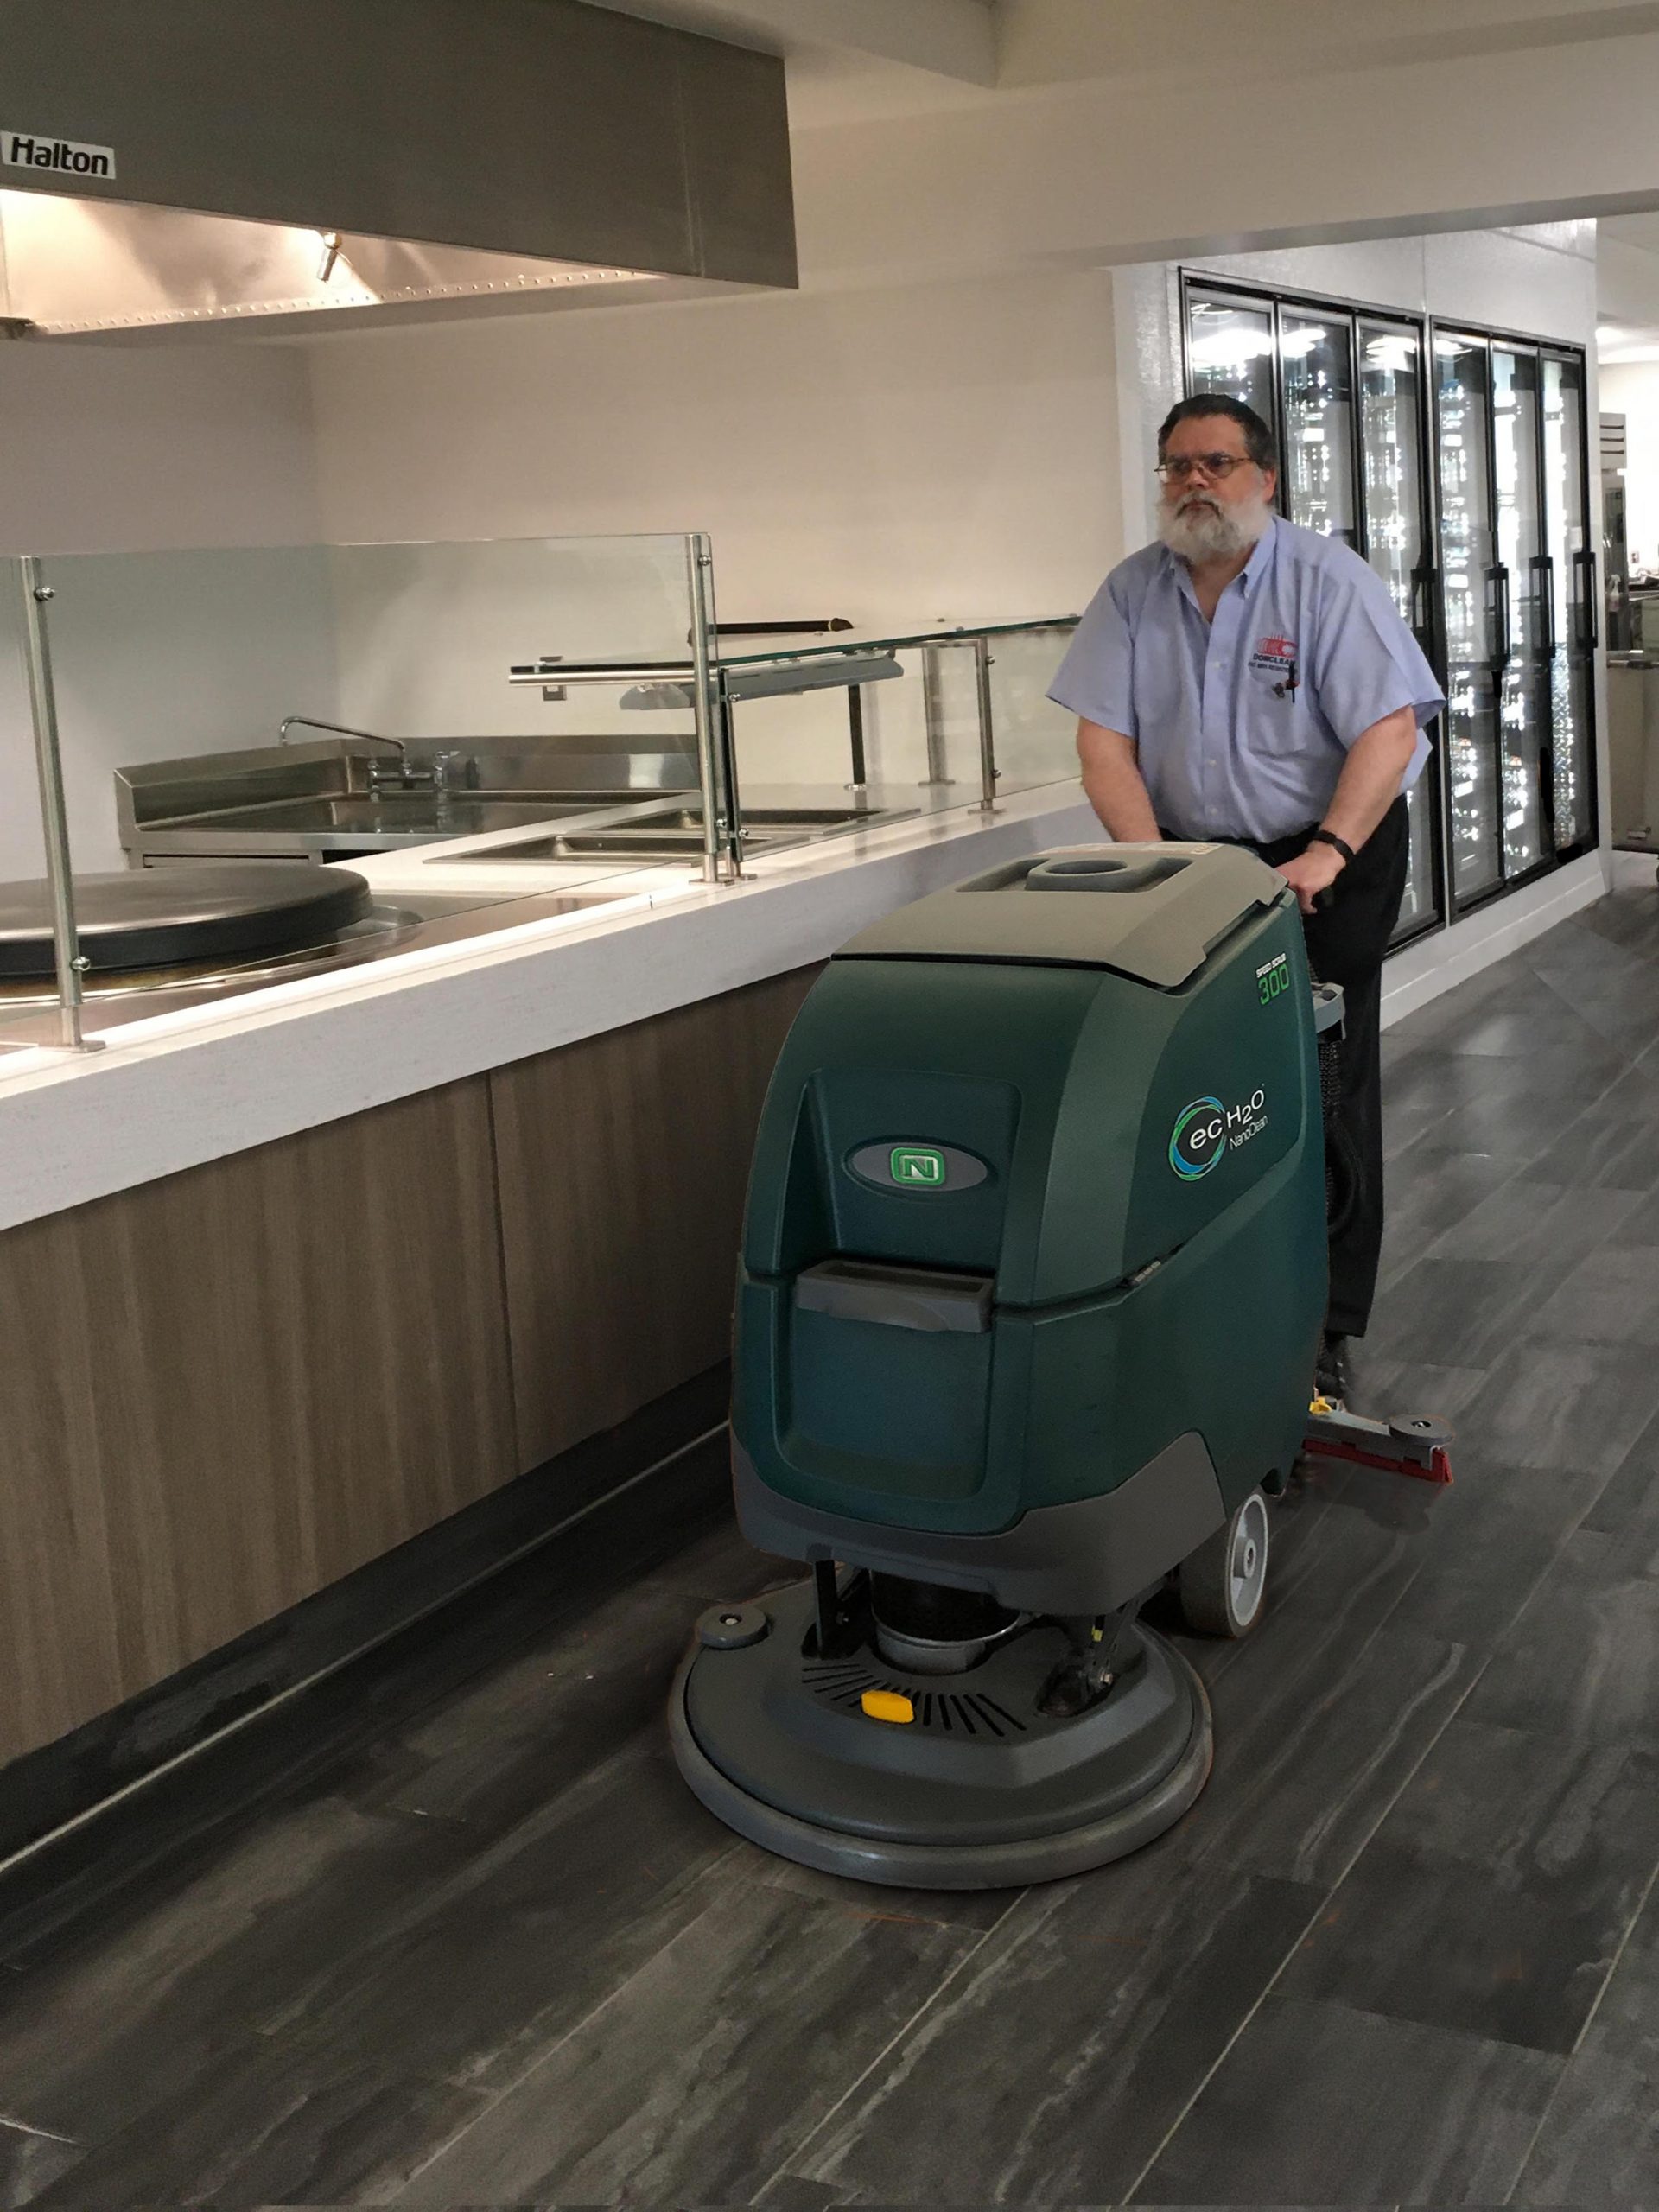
1210;798;1410;1338
1159;804;1407;1336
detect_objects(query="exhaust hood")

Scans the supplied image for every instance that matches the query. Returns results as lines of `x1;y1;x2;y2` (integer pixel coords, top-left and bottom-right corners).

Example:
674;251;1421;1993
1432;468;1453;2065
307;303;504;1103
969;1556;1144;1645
0;191;692;340
0;0;797;341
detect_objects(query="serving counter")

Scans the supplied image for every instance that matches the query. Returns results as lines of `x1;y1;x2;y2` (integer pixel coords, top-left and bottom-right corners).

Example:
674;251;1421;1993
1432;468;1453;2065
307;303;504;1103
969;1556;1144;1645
0;779;1096;1840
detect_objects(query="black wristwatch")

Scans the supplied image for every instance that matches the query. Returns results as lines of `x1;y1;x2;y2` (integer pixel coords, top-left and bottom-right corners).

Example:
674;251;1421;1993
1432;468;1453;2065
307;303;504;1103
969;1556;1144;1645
1308;828;1356;866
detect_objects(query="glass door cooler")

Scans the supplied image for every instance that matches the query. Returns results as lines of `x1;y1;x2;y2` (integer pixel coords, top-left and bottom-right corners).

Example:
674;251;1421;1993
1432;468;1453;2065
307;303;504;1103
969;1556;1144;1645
1281;309;1358;545
1541;352;1597;857
1434;328;1599;910
1185;289;1277;424
1185;280;1443;941
1181;275;1599;933
1357;319;1441;938
1434;334;1506;906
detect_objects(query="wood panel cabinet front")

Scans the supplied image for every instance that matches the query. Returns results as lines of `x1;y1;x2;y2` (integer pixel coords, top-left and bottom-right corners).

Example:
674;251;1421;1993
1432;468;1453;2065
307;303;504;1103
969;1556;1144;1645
491;965;818;1471
0;970;815;1774
0;1076;516;1767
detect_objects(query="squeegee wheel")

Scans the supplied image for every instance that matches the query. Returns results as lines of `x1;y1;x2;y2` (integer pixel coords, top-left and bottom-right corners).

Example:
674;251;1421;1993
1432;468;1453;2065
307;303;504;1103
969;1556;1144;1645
1179;1488;1270;1639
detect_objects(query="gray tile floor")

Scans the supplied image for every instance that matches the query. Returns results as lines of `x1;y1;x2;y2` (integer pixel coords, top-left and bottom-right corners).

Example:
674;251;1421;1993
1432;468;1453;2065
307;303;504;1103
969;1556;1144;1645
3;894;1659;2205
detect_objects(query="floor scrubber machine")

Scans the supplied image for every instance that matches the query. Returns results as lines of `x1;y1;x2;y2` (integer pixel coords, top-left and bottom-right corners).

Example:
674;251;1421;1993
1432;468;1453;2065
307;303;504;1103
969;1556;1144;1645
670;842;1334;1887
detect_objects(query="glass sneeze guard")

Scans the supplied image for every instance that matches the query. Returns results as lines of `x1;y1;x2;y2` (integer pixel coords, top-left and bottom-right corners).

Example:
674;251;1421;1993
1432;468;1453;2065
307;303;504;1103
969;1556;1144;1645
2;528;1082;1063
3;556;101;1054
0;531;709;1054
505;616;1083;853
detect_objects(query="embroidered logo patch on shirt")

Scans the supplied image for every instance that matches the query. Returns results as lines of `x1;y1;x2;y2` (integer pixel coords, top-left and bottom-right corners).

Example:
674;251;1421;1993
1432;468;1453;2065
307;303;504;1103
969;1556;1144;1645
1249;632;1297;677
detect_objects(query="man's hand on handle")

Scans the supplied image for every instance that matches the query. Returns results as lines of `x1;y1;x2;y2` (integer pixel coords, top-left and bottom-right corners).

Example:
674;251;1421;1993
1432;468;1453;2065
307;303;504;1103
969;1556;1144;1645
1072;704;1417;920
1276;841;1345;917
1289;707;1420;911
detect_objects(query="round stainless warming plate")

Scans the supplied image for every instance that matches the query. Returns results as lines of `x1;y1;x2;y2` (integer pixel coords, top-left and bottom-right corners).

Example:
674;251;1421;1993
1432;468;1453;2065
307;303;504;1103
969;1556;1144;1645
0;865;375;980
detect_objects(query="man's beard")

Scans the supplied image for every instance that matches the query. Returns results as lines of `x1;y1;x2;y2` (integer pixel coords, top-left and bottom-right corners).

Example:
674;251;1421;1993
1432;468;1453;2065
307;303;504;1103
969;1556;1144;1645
1158;489;1274;563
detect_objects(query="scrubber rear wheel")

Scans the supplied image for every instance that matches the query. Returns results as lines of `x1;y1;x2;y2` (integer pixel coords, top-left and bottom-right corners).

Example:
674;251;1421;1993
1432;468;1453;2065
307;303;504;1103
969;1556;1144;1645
1179;1487;1270;1637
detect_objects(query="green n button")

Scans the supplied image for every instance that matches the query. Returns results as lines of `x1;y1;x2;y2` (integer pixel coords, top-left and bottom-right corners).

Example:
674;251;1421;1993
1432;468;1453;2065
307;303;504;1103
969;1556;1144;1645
890;1146;946;1188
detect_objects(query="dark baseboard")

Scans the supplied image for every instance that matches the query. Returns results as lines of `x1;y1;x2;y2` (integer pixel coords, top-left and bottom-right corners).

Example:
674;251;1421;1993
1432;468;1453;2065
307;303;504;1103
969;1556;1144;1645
0;1365;734;1912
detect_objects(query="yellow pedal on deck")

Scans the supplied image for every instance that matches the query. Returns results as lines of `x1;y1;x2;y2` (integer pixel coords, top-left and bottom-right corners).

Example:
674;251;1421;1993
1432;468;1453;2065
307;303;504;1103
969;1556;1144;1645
860;1689;915;1724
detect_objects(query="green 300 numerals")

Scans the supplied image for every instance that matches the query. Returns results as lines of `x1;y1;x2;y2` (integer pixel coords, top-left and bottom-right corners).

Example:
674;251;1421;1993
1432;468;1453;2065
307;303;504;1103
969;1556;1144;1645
1258;964;1291;1007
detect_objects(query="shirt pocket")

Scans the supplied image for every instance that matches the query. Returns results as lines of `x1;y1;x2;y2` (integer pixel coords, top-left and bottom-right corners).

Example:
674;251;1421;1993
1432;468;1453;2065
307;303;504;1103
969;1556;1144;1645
1243;661;1306;755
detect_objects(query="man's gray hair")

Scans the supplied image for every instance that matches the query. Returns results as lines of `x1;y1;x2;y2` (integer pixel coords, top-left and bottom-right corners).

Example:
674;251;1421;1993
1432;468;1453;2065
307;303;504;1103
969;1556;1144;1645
1158;394;1278;473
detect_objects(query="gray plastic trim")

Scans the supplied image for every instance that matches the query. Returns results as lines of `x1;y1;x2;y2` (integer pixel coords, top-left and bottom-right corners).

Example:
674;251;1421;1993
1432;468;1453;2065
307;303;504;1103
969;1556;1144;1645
836;842;1287;989
1023;854;1187;895
732;1431;1227;1615
794;1259;993;1334
668;1637;1213;1890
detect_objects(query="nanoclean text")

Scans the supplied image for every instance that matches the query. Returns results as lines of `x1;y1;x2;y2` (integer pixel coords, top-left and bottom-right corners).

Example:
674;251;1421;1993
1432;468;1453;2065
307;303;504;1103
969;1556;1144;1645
1168;1088;1270;1180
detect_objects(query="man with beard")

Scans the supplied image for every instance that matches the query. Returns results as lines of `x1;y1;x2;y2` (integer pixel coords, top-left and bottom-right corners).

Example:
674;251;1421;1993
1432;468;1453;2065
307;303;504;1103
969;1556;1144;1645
1048;394;1444;1404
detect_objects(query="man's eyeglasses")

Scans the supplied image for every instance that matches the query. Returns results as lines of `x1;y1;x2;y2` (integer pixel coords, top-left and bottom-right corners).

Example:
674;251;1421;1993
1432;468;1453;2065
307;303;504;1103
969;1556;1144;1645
1155;452;1257;482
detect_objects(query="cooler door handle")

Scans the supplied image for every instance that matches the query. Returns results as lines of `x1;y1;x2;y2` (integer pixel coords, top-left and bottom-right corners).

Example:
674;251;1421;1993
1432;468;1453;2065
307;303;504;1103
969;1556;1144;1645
1577;547;1599;651
1536;554;1557;656
1487;563;1512;671
1409;563;1437;646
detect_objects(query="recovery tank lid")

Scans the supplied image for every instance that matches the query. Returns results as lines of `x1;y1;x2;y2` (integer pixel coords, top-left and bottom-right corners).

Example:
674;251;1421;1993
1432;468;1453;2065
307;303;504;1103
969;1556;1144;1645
838;843;1286;990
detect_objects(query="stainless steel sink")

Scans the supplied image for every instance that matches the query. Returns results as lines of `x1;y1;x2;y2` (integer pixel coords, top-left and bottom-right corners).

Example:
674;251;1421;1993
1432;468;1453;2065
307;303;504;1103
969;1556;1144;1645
190;796;606;840
118;744;914;863
618;806;891;831
467;800;914;864
484;825;800;861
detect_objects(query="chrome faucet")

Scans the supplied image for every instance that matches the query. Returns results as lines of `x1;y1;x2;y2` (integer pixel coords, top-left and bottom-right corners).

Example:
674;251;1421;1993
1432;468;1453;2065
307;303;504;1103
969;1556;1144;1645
277;715;423;790
277;715;407;764
274;718;475;797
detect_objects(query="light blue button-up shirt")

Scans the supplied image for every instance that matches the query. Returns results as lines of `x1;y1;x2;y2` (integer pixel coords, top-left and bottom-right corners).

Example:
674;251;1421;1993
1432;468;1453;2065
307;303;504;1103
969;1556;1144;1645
1048;518;1446;844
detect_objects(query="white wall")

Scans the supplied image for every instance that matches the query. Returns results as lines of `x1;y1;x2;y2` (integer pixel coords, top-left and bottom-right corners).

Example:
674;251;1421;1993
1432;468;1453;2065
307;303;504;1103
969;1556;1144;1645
308;269;1118;601
1600;360;1659;569
34;548;340;878
0;344;323;560
0;343;327;878
1186;224;1599;344
305;268;1117;785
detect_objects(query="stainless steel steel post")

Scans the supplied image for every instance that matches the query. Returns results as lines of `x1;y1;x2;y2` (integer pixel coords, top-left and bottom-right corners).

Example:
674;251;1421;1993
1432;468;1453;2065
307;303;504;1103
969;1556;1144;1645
685;533;745;882
919;644;953;786
16;557;100;1053
971;634;999;814
714;687;745;881
845;683;868;794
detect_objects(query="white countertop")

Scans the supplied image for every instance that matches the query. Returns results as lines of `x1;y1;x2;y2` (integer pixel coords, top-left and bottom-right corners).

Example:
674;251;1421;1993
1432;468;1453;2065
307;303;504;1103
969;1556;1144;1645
0;780;1098;1234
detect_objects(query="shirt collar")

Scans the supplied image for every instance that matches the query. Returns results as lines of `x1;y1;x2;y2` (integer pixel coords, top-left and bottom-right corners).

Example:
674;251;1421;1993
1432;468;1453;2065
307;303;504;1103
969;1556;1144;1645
1238;515;1280;595
1162;513;1280;607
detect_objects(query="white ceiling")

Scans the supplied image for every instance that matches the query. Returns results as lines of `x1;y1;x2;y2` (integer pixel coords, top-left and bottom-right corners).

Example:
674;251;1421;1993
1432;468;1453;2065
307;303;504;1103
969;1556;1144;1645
577;0;998;80
582;1;1659;333
783;48;1003;127
576;0;1005;129
1599;215;1659;360
1603;213;1659;257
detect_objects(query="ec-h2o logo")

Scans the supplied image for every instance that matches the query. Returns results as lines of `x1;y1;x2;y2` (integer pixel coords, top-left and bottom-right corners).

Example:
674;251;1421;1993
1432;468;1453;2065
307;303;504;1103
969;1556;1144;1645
1168;1087;1269;1179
